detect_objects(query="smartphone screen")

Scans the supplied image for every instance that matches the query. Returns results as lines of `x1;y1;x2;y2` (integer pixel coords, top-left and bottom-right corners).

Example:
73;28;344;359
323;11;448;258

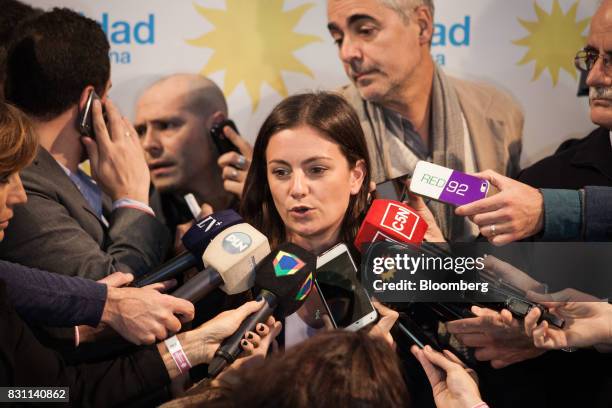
375;174;410;202
315;246;377;330
410;161;490;206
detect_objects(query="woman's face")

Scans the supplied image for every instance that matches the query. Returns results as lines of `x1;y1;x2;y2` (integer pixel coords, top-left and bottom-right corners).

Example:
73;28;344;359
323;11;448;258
266;126;365;248
0;172;27;242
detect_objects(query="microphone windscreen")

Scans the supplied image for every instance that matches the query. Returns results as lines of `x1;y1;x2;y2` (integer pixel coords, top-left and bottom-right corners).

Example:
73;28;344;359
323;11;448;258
254;243;317;318
182;210;243;267
354;199;428;252
202;223;271;294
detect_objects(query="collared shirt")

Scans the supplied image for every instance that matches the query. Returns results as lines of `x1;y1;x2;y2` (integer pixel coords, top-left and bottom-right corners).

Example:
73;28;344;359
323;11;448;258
57;162;155;226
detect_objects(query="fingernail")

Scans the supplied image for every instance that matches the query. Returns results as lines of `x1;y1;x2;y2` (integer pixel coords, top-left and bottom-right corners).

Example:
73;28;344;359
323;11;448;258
247;332;253;339
241;340;248;346
256;324;264;332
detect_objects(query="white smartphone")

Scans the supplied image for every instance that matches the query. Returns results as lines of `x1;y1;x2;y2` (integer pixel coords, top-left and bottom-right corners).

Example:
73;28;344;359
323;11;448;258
315;243;378;331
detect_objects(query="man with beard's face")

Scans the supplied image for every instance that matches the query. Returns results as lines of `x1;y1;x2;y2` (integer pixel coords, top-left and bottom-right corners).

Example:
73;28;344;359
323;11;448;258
517;0;612;190
444;4;612;408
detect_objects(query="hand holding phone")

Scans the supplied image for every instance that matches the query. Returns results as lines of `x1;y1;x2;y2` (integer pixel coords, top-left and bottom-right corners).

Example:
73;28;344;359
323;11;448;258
80;98;150;203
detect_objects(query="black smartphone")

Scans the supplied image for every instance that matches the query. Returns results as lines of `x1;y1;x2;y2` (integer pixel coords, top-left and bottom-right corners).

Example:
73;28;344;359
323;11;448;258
210;119;240;155
375;173;410;202
77;89;100;138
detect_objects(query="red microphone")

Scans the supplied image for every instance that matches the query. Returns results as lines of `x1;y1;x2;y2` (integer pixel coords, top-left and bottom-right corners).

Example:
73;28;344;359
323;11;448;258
354;199;429;252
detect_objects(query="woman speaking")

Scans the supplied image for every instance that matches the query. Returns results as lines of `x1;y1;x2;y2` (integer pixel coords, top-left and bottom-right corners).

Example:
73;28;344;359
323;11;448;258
241;91;371;255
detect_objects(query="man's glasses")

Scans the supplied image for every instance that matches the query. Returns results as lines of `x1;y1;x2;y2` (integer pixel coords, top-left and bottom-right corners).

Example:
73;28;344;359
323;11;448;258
575;49;612;74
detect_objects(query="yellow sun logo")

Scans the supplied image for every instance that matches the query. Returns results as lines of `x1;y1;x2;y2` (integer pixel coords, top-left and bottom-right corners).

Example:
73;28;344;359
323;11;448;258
513;0;590;85
187;0;321;111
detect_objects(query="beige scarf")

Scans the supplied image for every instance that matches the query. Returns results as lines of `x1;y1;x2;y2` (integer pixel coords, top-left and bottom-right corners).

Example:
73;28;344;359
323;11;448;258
341;65;468;241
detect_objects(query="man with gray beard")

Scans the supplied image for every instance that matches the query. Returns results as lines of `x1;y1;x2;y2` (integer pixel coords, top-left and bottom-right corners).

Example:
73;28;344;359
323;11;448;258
517;0;612;190
443;3;612;406
451;0;612;246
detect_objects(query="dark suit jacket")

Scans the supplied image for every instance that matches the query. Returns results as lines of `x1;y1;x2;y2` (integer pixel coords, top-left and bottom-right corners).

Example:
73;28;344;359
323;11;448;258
0;260;106;327
0;148;171;280
0;280;171;407
519;126;612;189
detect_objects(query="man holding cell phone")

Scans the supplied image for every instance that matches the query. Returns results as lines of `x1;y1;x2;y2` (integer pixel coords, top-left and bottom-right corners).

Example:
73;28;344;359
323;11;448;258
0;8;170;280
135;74;245;241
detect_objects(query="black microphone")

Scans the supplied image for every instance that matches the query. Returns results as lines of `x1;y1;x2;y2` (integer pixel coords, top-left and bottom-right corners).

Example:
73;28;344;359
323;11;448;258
207;243;317;377
133;210;242;287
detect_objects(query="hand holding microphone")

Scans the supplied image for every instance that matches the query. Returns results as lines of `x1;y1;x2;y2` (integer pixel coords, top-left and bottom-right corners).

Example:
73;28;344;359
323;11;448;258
208;243;317;377
78;272;196;345
157;299;280;380
524;288;612;351
171;223;271;303
133;209;243;287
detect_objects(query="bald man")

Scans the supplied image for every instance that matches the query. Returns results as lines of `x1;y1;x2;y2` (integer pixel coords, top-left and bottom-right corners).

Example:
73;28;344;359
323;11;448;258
135;74;243;217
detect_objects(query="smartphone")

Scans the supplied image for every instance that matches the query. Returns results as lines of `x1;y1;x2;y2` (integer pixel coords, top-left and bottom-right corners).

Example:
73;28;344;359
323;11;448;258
315;243;378;331
409;161;490;206
375;174;410;202
77;89;101;138
210;119;240;155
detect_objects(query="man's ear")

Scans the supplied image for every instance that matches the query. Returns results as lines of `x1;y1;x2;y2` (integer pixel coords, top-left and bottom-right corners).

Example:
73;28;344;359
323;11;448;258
78;86;95;112
209;111;227;128
100;80;112;102
414;5;434;46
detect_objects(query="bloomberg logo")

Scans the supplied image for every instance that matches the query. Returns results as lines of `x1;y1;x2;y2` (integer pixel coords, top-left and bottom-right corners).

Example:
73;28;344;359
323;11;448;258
95;13;156;65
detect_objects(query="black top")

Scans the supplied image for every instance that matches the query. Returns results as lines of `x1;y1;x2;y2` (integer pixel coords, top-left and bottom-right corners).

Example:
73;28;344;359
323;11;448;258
0;279;171;406
519;126;612;189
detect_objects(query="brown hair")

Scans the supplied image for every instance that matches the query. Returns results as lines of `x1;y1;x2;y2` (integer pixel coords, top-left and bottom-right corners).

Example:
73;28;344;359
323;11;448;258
0;101;37;178
240;92;371;249
169;330;410;408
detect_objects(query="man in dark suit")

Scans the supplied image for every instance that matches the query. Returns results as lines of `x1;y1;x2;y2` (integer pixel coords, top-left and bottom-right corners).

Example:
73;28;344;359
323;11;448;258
0;8;170;279
455;0;612;244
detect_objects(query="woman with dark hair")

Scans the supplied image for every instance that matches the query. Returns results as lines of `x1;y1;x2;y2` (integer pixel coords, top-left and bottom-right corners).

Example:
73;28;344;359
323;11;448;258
241;91;370;254
166;329;411;408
